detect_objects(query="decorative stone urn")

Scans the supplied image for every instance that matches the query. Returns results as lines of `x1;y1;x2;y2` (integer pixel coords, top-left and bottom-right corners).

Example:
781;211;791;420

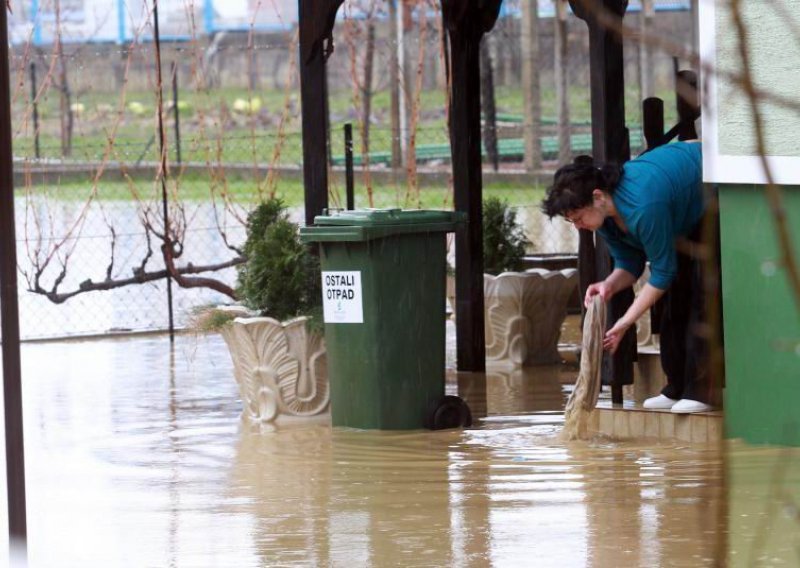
483;268;578;366
219;315;330;423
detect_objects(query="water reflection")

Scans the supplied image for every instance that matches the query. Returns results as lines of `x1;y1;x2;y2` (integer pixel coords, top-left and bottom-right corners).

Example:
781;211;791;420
2;333;796;566
484;364;567;415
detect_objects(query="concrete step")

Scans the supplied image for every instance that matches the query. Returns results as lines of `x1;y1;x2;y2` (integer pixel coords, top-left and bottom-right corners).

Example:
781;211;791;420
589;400;723;444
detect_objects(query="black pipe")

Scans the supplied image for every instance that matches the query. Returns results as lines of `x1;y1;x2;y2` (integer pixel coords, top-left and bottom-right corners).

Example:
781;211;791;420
344;123;354;210
30;63;40;159
1;1;29;559
171;62;182;166
153;1;175;342
642;97;664;150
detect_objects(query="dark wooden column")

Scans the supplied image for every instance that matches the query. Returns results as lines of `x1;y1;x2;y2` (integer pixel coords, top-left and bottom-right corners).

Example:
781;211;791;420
569;0;636;402
299;0;343;227
442;0;503;372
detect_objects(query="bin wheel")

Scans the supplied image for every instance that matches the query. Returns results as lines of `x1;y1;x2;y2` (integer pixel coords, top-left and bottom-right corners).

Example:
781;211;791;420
424;395;472;430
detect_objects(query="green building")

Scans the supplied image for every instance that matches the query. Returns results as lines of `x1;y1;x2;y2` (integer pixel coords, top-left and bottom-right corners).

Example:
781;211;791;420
700;1;800;446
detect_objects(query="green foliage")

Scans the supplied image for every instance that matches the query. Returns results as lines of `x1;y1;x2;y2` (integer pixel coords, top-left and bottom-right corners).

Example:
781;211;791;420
236;198;322;324
482;197;530;275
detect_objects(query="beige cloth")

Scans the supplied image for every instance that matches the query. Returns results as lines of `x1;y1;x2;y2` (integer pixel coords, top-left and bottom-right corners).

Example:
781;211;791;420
562;295;607;441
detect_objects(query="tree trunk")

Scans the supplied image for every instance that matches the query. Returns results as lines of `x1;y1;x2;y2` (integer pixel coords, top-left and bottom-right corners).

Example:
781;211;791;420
521;0;541;171
640;0;654;100
362;18;375;152
55;0;73;158
406;5;428;206
360;15;376;199
690;0;700;59
555;0;571;164
58;53;73;158
389;0;403;169
480;37;499;172
401;2;413;162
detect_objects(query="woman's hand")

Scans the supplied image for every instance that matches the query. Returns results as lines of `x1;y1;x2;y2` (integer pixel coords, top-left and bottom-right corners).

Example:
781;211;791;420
603;318;632;354
584;281;614;307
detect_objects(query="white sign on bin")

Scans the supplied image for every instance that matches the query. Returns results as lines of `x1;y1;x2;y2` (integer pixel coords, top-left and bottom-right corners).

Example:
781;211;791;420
322;271;364;323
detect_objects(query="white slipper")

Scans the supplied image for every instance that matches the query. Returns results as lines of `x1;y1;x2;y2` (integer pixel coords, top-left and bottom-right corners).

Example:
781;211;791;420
643;394;679;410
671;399;713;414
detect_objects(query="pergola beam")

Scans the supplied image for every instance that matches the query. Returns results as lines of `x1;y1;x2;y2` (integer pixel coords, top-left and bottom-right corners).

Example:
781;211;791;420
299;0;343;227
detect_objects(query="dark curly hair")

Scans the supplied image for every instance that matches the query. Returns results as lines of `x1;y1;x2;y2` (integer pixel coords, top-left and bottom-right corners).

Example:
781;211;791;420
540;155;624;219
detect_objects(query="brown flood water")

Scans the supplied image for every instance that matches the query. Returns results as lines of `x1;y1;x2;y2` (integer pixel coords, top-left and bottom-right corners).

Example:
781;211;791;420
2;328;799;567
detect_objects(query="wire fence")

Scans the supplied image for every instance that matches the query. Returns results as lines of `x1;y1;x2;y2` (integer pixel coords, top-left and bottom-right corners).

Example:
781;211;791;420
6;1;694;340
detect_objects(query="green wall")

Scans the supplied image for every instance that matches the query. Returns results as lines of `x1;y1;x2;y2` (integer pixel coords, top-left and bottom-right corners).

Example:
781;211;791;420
720;185;800;446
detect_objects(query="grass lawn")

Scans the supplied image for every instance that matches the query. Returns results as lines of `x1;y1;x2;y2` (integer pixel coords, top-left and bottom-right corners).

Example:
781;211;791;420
28;175;544;211
11;83;676;164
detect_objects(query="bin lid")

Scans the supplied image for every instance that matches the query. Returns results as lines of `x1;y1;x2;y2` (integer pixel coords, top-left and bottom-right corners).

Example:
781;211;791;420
300;208;464;242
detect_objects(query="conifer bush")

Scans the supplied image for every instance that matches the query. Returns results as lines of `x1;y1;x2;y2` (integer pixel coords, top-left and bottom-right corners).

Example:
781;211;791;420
236;198;322;326
482;197;530;275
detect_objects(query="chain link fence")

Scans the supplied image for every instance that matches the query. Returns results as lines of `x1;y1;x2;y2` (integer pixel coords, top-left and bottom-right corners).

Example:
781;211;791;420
6;1;694;340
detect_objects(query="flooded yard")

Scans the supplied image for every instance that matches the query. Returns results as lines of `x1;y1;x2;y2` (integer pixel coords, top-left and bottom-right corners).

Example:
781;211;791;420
1;326;798;566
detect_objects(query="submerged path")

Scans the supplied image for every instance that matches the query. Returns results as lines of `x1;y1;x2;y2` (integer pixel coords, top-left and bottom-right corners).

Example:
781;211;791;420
0;330;795;566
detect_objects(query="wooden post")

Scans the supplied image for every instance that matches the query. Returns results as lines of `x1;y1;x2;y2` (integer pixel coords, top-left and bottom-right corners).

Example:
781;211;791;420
0;1;28;558
569;0;635;403
298;0;343;227
521;0;542;170
442;0;503;373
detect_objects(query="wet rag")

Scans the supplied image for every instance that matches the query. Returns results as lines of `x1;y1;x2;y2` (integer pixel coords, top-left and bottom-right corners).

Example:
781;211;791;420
562;295;607;441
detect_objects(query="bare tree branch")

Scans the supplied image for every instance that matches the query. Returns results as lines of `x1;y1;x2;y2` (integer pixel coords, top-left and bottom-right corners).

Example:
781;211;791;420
29;256;244;304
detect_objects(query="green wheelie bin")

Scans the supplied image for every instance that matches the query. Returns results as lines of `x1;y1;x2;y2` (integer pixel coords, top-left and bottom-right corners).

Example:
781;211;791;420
300;208;471;430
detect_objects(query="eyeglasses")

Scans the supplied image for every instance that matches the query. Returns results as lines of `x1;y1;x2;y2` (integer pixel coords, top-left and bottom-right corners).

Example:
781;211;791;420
565;211;584;225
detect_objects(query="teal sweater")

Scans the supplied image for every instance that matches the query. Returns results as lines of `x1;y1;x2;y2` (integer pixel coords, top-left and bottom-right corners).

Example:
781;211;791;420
597;141;704;290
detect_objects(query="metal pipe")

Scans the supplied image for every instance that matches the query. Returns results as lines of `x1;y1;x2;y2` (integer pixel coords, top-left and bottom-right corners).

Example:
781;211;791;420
344;123;354;210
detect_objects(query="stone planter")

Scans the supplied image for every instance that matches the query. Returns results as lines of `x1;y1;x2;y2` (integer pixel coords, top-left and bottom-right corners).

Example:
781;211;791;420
219;315;330;423
484;268;578;366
